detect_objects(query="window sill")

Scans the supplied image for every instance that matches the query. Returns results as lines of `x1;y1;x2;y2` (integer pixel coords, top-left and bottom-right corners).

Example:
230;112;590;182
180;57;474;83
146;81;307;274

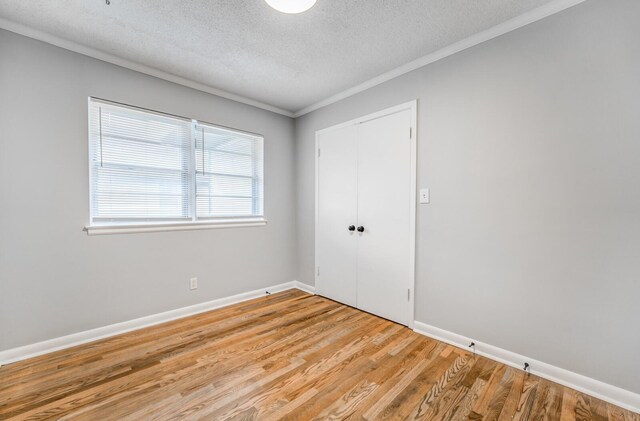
84;218;267;236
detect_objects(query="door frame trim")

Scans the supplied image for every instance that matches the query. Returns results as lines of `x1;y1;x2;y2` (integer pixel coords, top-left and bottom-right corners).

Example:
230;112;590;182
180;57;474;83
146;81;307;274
315;100;418;328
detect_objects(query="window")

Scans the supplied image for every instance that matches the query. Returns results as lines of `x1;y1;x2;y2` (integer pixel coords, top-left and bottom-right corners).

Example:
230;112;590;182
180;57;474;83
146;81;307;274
87;98;264;234
195;123;264;219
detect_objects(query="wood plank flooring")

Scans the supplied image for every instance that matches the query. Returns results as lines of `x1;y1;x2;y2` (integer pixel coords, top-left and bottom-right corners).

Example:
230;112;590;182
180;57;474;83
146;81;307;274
0;290;637;420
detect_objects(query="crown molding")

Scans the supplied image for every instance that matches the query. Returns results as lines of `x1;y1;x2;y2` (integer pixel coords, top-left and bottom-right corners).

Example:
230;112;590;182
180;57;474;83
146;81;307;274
1;0;586;120
292;0;587;117
0;17;295;118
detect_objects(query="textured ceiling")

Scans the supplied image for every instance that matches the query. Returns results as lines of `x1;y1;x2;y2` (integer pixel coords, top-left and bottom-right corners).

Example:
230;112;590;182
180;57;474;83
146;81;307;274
0;0;558;113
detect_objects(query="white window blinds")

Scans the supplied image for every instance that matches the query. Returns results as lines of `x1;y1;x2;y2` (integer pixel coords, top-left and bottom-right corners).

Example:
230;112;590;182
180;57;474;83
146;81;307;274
88;98;264;226
195;123;263;218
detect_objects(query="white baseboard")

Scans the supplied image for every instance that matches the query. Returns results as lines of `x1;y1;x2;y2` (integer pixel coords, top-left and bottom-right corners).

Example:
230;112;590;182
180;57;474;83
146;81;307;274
413;321;640;413
0;281;315;366
8;284;634;413
292;280;316;295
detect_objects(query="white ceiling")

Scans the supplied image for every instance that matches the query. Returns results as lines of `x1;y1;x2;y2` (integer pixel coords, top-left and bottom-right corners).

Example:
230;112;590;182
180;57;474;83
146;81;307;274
0;0;567;115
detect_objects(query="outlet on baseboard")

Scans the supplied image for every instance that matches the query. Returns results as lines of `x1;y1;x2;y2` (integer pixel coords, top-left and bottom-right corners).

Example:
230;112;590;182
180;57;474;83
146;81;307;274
190;277;198;290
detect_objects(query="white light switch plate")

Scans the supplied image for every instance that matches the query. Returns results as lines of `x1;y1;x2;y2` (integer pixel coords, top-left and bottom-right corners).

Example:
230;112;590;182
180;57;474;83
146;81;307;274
190;277;198;290
419;188;430;204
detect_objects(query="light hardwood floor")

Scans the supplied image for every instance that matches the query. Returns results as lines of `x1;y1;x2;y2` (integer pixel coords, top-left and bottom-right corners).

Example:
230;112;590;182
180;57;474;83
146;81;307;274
0;290;637;420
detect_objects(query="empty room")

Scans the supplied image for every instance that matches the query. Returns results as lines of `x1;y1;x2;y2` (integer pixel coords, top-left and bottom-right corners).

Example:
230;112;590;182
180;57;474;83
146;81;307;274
0;0;639;419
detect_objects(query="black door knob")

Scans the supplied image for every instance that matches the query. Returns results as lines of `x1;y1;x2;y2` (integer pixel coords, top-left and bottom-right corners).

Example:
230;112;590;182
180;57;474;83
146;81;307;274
348;225;356;231
357;226;365;232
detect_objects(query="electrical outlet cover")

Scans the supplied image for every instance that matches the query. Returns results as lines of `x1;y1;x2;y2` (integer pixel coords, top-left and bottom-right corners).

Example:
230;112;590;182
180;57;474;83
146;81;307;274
419;188;430;204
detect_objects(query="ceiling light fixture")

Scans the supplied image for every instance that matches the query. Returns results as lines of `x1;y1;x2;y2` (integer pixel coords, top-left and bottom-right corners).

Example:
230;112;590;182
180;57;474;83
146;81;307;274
265;0;317;14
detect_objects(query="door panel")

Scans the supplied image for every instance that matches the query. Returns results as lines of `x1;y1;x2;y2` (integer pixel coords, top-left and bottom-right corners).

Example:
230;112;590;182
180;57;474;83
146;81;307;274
356;110;412;325
316;125;358;307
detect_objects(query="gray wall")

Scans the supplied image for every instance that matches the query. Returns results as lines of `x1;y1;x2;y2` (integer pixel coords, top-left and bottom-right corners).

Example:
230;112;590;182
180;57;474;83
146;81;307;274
0;29;296;350
295;0;640;393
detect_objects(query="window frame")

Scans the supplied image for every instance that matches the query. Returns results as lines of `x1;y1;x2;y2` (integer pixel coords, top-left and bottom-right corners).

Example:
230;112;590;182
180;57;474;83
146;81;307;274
85;98;266;235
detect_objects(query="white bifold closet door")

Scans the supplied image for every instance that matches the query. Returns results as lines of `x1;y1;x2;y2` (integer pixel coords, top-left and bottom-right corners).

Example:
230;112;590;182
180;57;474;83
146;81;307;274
316;124;358;307
316;107;413;326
